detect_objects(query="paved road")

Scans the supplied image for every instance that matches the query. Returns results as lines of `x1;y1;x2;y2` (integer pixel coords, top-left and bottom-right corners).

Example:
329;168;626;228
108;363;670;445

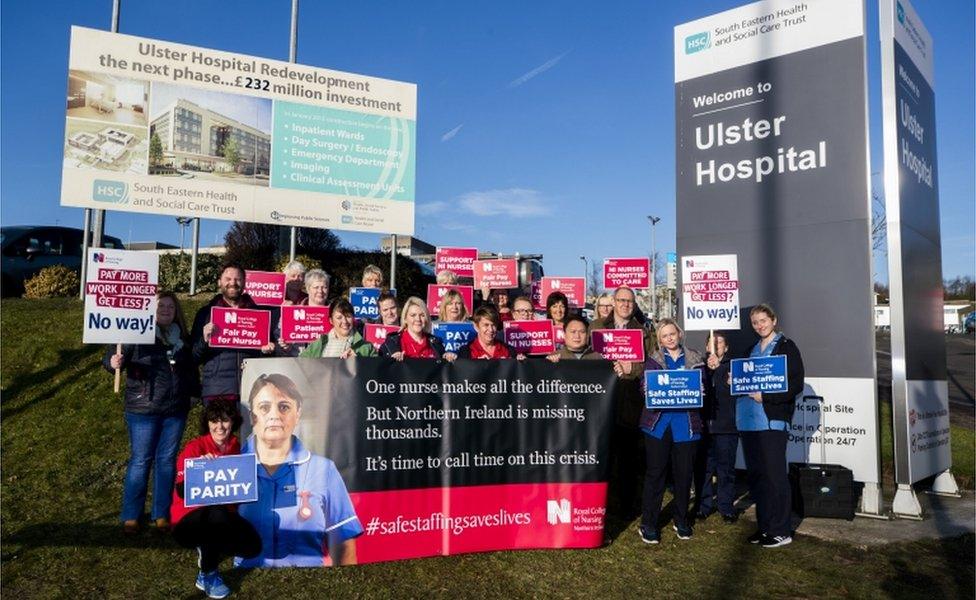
876;332;975;429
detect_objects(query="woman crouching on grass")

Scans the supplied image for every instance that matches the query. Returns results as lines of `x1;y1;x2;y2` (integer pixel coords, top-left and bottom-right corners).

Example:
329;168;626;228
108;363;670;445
171;402;260;599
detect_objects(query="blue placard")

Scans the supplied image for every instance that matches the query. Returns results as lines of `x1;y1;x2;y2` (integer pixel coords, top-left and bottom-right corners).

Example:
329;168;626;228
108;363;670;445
730;355;788;395
432;321;477;353
184;453;258;508
350;287;381;320
644;369;703;409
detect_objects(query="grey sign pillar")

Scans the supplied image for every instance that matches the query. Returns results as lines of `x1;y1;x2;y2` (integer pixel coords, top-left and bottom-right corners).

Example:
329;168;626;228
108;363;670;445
880;0;958;519
287;0;299;261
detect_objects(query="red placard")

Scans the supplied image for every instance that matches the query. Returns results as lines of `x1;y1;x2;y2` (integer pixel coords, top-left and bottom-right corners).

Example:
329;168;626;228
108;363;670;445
280;305;331;344
426;285;474;316
540;277;586;308
603;257;650;290
591;329;645;362
531;279;544;310
473;259;518;289
365;323;400;349
209;307;271;349
244;271;286;306
435;247;478;279
503;320;555;355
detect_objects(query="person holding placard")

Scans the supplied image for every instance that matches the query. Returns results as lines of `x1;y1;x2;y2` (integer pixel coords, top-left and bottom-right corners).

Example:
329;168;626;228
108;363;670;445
638;318;704;544
238;374;362;567
545;291;570;346
593;293;614;323
738;304;805;549
437;289;469;323
171;402;260;598
483;288;513;323
191;263;275;405
282;260;308;306
547;315;601;362
510;296;536;321
300;298;377;358
457;306;524;360
695;331;738;523
104;291;196;534
591;286;656;520
371;291;400;328
436;270;458;285
277;269;331;357
380;297;453;360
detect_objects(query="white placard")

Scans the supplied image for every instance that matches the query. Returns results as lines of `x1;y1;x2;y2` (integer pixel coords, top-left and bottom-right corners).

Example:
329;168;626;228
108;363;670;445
83;248;159;344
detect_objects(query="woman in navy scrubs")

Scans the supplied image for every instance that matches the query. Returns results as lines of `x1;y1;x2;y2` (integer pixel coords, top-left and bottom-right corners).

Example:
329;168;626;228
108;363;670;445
737;304;804;549
236;374;363;567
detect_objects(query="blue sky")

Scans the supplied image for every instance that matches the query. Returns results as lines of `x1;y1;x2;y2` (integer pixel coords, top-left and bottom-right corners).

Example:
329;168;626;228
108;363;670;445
2;0;973;281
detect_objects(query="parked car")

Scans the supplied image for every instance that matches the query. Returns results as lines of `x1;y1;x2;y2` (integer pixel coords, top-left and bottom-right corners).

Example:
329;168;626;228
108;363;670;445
1;226;124;297
965;312;975;335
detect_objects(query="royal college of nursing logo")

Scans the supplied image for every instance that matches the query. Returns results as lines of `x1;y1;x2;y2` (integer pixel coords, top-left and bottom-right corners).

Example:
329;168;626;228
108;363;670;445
546;499;571;525
743;361;755;373
657;373;670;386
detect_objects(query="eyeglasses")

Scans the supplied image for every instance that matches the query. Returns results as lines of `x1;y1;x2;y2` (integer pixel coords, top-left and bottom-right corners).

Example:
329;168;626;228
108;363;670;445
597;304;612;309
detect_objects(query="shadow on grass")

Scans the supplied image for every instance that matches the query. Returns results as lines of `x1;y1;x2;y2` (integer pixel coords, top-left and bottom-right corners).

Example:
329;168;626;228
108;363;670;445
2;516;181;558
0;347;102;422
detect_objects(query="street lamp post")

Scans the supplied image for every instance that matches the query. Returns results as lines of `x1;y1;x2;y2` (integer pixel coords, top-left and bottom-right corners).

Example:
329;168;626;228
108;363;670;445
647;216;660;321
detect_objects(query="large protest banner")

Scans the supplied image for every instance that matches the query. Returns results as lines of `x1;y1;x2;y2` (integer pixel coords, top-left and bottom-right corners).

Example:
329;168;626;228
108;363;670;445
880;0;956;510
60;26;416;234
239;357;615;566
675;0;881;511
83;248;158;344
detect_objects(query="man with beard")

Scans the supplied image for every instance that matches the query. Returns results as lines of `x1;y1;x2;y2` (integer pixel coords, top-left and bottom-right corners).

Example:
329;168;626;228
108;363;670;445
190;263;275;405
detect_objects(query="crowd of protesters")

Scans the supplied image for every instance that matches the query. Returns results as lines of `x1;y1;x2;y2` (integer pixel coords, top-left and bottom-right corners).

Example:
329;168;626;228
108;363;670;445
104;259;804;597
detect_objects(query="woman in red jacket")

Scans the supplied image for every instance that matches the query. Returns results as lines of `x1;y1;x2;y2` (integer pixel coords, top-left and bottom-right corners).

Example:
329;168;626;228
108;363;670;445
171;402;260;599
457;306;525;360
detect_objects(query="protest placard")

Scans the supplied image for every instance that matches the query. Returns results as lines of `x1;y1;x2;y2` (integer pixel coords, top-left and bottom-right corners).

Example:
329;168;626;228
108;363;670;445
591;329;645;362
244;271;286;306
503;320;556;355
731;355;789;395
603;258;650;289
435;247;478;279
644;369;703;409
540;277;586;308
365;323;400;349
681;255;739;330
431;321;477;353
473;259;518;289
280;305;331;344
184;454;258;508
426;285;474;316
83;248;158;345
350;287;382;320
209;307;271;349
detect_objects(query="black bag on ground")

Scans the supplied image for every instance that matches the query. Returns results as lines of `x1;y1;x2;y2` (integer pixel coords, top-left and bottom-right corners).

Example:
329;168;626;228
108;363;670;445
789;395;856;521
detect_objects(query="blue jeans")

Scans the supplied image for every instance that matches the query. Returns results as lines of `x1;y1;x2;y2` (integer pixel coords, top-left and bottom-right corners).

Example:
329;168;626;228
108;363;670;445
699;433;739;516
122;412;187;522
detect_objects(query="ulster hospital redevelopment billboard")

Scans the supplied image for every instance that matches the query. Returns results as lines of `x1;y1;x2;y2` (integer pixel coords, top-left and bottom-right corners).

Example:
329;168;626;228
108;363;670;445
675;1;881;510
60;27;417;234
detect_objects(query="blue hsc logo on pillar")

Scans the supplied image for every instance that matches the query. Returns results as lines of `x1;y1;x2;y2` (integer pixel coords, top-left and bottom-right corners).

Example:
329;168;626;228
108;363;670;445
644;369;703;409
730;355;788;395
184;454;258;508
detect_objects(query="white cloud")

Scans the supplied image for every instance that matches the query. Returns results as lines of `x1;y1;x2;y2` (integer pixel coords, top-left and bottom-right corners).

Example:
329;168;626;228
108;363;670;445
508;52;568;88
440;124;463;142
458;188;552;218
417;201;449;216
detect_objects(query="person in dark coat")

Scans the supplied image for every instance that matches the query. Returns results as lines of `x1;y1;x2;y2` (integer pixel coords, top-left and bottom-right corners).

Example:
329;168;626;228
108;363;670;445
104;291;197;534
694;331;739;523
737;303;805;549
189;263;275;405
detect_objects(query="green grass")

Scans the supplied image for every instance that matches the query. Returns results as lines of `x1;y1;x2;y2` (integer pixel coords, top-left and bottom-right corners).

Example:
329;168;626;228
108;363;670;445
2;298;973;599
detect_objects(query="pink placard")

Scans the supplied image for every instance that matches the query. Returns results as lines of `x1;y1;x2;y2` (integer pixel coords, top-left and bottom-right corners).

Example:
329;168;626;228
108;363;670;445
435;247;478;279
503;320;556;355
531;279;544;310
365;323;400;349
244;271;286;306
473;259;518;289
209;307;271;349
603;258;650;290
540;277;586;308
280;305;331;344
426;285;474;316
591;329;645;362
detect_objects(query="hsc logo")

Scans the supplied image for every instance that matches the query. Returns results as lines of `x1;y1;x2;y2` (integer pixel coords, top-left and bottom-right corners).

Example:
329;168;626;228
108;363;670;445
685;31;711;55
546;499;571;525
92;180;128;204
896;1;905;24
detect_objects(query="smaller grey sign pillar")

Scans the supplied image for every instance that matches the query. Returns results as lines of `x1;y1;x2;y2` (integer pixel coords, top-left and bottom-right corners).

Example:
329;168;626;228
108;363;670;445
189;218;200;295
390;234;397;289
